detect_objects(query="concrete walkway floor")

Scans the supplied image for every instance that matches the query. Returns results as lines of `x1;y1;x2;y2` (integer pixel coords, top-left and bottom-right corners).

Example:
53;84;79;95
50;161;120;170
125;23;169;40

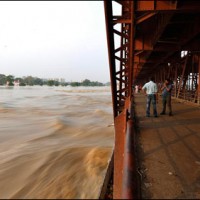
134;93;200;199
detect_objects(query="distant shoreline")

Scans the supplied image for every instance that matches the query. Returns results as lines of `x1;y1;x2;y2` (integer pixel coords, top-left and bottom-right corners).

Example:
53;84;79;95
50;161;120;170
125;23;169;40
0;74;111;87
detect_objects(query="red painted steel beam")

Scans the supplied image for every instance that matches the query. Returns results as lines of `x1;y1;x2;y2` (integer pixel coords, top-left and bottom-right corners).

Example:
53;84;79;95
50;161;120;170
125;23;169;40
104;1;137;198
122;118;137;199
104;1;118;118
135;0;200;12
129;1;135;92
104;0;135;115
136;0;177;11
136;12;157;24
113;110;126;199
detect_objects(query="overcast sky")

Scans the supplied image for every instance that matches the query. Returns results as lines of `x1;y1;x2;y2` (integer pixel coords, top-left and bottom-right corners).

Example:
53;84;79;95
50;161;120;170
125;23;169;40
0;1;110;83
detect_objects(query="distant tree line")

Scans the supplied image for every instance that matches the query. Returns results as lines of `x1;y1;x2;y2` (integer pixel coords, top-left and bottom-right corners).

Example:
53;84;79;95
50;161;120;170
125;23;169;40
70;79;106;87
0;74;110;87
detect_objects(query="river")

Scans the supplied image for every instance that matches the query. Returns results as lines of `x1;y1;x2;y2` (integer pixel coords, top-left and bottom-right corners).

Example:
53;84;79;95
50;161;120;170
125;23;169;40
0;86;114;199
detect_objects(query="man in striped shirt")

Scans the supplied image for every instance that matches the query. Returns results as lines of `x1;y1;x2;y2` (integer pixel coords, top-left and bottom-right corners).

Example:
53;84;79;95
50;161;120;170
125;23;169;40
160;78;173;116
142;77;158;117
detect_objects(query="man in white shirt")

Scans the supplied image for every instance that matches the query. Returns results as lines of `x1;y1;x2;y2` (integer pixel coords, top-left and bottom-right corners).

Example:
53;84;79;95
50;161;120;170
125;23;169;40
142;77;158;117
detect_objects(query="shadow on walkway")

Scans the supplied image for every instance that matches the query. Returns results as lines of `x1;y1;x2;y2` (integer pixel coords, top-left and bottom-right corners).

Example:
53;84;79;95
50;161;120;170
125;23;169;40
134;93;200;199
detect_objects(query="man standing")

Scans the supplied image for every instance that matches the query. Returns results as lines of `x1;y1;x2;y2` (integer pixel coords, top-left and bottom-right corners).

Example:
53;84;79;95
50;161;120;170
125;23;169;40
135;84;139;93
142;77;158;117
160;78;173;116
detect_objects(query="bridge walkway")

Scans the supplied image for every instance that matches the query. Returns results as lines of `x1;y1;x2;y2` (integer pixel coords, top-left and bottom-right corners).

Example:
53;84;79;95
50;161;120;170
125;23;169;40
134;93;200;199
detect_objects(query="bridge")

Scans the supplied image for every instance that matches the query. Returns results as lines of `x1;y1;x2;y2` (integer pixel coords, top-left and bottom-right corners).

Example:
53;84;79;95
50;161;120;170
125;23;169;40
103;0;200;199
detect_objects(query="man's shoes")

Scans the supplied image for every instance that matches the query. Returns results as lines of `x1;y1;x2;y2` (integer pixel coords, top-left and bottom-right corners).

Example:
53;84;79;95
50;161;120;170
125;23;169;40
154;115;158;118
160;112;165;115
169;113;173;116
146;115;150;117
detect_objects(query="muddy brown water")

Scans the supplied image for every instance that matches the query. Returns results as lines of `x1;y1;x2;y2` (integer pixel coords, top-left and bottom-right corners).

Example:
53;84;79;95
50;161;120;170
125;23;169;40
0;86;114;199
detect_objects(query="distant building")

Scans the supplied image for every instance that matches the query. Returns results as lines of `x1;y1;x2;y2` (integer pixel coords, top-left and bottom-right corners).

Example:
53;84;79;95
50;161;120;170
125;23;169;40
14;80;20;86
60;78;65;83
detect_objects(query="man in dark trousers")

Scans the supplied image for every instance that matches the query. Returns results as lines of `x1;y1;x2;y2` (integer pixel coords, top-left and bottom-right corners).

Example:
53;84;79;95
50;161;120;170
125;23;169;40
142;77;158;117
160;78;173;116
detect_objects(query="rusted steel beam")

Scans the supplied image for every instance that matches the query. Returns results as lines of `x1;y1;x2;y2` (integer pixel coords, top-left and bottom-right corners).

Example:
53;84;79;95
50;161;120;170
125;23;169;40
136;0;177;11
114;43;129;53
134;36;153;51
136;12;200;81
177;1;200;11
134;42;182;52
135;2;200;81
180;17;200;47
134;12;174;76
152;13;174;46
113;19;132;24
104;1;118;118
104;1;137;198
122;118;136;199
119;24;126;100
136;12;157;24
129;1;135;88
113;29;129;40
113;110;126;199
135;0;200;12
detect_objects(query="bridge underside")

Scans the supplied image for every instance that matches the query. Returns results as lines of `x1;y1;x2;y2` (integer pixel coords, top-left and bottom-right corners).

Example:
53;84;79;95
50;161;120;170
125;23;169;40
104;0;200;199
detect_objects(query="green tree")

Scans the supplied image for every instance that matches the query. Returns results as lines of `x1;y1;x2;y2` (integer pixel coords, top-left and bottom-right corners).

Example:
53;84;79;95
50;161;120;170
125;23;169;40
70;82;81;87
34;78;44;86
24;76;34;86
6;75;14;86
82;79;91;86
54;81;60;86
0;74;6;85
15;78;26;86
47;80;55;86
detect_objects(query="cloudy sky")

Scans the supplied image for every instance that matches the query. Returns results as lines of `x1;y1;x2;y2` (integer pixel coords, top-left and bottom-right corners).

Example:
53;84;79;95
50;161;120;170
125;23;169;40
0;1;110;83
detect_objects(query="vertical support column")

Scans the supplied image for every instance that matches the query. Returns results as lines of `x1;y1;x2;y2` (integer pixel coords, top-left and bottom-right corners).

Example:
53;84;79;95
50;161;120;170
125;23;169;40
177;56;188;99
174;64;178;97
104;1;118;117
191;55;194;94
104;0;135;115
198;55;200;104
129;1;135;98
190;55;196;102
104;1;137;199
182;75;188;100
